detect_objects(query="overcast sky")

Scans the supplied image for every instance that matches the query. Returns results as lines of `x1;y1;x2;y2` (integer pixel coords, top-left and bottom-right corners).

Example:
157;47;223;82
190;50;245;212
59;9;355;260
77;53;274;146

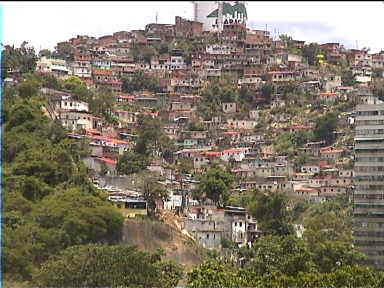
2;1;384;53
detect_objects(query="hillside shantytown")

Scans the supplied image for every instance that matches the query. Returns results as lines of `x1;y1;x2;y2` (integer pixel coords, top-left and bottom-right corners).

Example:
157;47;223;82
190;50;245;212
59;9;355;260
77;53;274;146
3;1;384;287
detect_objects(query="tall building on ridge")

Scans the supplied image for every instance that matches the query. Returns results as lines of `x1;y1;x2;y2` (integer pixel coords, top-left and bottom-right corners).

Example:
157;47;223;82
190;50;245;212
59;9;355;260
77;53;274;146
353;99;384;269
192;1;247;32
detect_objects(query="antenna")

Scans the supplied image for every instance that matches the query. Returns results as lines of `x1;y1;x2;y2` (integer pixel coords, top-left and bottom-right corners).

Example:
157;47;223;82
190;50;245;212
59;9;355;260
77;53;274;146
355;40;358;50
156;11;158;24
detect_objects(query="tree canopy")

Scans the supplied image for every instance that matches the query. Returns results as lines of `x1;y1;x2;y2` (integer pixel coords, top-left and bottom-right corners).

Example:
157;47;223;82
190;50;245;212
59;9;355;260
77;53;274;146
32;244;183;288
2;91;124;281
197;165;234;207
313;112;338;144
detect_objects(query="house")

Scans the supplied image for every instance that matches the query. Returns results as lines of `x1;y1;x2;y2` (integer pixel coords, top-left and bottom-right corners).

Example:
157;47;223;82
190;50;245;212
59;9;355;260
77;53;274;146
116;94;135;103
323;75;342;92
352;65;372;83
170;49;186;70
163;191;183;211
83;156;117;176
59;111;93;131
224;206;247;246
294;187;319;200
222;102;237;113
339;169;354;178
175;16;203;38
111;198;147;218
320;147;344;161
227;119;257;130
318;92;340;103
170;101;193;111
318;186;347;199
301;163;320;174
268;71;297;82
36;56;71;75
114;110;137;126
184;211;224;249
221;148;247;162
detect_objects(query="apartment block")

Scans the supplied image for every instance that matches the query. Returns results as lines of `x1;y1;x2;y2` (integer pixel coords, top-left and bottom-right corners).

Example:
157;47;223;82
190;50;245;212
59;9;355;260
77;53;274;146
353;103;384;269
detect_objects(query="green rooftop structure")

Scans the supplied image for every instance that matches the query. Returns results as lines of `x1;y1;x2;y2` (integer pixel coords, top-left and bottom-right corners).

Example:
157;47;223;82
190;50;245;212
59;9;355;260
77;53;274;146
207;1;247;19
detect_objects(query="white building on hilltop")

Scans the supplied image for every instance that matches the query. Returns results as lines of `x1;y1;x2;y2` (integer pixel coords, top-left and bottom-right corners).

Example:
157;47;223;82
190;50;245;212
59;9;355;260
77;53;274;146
192;1;247;32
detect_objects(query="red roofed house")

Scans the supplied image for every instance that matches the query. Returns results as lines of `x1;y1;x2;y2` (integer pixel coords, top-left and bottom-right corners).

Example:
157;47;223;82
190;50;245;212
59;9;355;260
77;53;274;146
221;148;247;162
320;147;344;161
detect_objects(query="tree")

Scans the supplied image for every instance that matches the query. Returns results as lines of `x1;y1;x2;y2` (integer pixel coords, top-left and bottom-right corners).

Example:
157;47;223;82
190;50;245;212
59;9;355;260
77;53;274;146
198;165;234;207
260;83;273;104
341;68;357;86
32;244;183;288
121;70;161;93
239;85;253;104
142;45;158;64
247;190;294;236
187;258;247;288
302;43;320;66
116;151;149;175
142;174;169;216
1;42;38;79
52;41;75;61
88;87;116;119
313;112;338;144
17;78;41;99
2;92;124;281
240;235;317;276
63;76;90;102
38;49;52;58
274;132;294;156
134;115;171;157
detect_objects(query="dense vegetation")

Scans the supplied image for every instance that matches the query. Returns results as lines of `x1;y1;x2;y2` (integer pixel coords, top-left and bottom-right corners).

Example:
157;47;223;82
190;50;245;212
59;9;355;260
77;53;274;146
1;76;182;286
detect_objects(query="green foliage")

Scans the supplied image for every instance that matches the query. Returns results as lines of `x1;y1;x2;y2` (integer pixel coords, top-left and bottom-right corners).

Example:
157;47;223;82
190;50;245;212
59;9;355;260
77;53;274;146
88;87;116;119
198;165;234;206
188;121;205;131
247;190;294;236
302;43;320;66
63;76;90;102
198;80;238;119
241;235;317;276
38;49;52;58
239;85;253;104
1;42;37;79
188;235;382;288
313;112;338;144
142;174;169;216
274;132;294;156
187;258;247;288
39;73;62;90
261;83;273;104
17;78;41;99
2;93;124;281
52;41;75;61
116;151;149;175
32;244;183;288
341;68;357;87
121;70;162;93
135;115;173;158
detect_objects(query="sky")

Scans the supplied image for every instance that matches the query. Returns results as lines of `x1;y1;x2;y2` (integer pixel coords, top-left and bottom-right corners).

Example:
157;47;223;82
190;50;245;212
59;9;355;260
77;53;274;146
2;1;384;53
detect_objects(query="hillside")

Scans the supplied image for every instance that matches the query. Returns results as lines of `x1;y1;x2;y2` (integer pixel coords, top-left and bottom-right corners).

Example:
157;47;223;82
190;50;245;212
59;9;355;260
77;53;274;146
121;215;203;270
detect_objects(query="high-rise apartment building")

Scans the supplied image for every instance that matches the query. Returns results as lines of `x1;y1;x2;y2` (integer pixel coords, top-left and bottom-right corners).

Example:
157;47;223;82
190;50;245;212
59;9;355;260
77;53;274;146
353;103;384;269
